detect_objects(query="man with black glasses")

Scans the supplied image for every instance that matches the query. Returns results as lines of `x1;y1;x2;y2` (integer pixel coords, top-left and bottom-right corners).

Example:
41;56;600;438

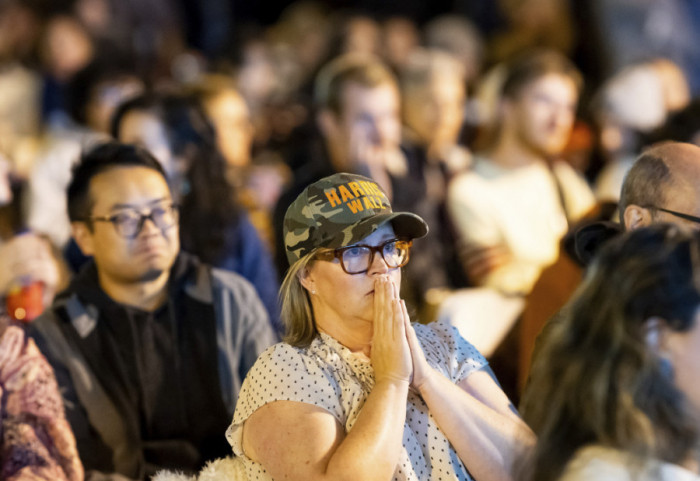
620;141;700;231
26;142;277;480
520;141;700;415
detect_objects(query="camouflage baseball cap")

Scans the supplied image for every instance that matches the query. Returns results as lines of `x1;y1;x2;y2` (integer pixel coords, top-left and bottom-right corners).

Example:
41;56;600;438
284;172;428;266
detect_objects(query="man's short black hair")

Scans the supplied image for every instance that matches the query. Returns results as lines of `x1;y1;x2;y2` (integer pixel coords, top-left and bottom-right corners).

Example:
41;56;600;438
67;141;168;223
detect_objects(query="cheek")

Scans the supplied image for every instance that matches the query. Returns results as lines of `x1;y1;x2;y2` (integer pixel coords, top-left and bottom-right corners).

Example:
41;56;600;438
555;110;575;132
387;119;402;142
668;332;700;410
673;355;700;411
167;228;181;250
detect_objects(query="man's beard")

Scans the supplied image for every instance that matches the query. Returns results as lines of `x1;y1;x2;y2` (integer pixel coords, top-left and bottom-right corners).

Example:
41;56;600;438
140;267;167;283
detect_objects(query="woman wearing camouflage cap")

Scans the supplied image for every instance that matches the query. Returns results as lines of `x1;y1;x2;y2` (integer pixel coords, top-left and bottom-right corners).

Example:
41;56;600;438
226;173;535;481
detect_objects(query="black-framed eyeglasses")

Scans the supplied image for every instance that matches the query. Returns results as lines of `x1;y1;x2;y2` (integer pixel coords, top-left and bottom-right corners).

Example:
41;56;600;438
315;238;412;274
87;203;179;238
648;206;700;225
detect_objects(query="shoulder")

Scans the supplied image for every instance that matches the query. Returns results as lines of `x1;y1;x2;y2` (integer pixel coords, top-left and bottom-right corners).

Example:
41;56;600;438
27;293;86;340
560;445;634;480
561;445;700;481
448;172;491;209
551;160;596;215
552;161;591;188
233;339;347;425
245;341;336;381
550;161;593;194
414;320;479;354
210;265;260;298
448;157;503;197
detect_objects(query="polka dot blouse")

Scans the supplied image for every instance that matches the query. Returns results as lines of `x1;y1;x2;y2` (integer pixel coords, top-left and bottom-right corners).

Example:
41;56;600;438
227;320;487;480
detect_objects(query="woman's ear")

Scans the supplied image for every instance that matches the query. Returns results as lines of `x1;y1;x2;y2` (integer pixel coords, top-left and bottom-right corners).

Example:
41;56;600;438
643;316;664;352
298;265;315;294
644;316;676;377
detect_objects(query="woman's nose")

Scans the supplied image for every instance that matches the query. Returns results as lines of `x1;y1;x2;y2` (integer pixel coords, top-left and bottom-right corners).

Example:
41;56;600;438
367;250;390;275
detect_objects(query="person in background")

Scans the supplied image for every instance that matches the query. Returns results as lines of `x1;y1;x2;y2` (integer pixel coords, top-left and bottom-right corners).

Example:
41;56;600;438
447;49;595;295
0;231;67;323
398;48;473;298
520;141;700;404
592;59;690;203
0;317;83;481
26;142;276;479
112;92;282;334
274;53;450;313
444;49;595;401
26;56;144;249
521;224;700;481
422;14;484;89
618;142;700;232
186;75;253;176
229;172;534;481
400;48;471;183
186;74;291;253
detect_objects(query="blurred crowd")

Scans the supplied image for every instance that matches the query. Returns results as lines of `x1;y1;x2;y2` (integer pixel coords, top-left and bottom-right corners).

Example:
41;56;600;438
2;0;700;479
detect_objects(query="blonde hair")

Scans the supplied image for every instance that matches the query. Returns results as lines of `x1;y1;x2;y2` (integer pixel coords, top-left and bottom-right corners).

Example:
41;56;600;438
280;249;320;347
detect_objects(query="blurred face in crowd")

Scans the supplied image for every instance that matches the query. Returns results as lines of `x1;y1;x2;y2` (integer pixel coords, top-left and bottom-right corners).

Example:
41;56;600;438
86;77;144;134
41;15;93;81
117;110;188;197
505;73;578;157
342;16;381;57
202;90;253;169
322;80;402;169
382;17;419;70
73;166;179;287
403;73;465;150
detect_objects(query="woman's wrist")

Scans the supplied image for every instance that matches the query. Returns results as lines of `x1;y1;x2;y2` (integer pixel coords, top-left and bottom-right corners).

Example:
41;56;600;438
375;374;411;388
413;366;440;395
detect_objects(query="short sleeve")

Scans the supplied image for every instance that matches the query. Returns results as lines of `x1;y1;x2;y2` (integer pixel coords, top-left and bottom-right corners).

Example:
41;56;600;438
226;342;345;455
413;320;488;384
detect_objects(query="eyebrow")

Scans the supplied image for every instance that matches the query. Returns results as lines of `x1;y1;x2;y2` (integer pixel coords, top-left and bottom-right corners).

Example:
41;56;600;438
349;235;398;247
109;197;170;211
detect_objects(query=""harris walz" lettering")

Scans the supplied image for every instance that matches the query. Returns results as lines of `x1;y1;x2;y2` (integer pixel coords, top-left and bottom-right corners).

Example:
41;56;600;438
324;181;389;213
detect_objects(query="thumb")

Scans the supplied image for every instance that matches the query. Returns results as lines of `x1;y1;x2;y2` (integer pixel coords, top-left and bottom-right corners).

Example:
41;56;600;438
403;311;421;353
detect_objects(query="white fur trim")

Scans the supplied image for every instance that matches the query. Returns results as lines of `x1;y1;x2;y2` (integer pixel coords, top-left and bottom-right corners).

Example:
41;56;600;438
151;457;245;481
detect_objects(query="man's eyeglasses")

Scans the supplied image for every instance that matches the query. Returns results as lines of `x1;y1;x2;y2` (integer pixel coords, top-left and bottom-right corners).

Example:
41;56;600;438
316;238;412;274
87;203;179;238
649;206;700;225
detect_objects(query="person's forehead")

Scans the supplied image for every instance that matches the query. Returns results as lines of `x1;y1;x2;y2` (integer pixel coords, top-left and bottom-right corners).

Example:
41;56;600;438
340;81;399;109
89;166;171;209
121;109;162;130
521;73;578;97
